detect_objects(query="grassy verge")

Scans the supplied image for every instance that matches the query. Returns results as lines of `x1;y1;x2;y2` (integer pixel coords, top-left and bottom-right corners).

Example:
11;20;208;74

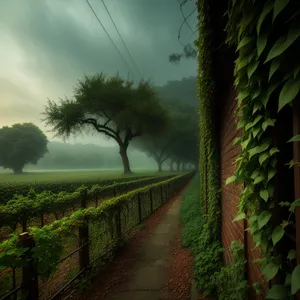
180;172;203;248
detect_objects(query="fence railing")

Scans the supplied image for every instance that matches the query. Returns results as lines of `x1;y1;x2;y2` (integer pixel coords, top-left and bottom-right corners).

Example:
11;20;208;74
0;172;194;300
0;174;176;231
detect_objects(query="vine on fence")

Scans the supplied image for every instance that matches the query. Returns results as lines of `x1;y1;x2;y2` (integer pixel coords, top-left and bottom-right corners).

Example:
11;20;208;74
0;175;174;229
0;173;190;282
225;0;300;298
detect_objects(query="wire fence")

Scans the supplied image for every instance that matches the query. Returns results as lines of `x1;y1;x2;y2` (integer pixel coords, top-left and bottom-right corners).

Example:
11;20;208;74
0;172;194;300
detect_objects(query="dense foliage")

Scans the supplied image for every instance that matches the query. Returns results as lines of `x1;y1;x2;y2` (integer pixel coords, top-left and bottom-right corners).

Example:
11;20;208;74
0;174;153;205
0;173;193;290
0;174;176;229
43;73;168;174
225;0;300;298
0;123;48;174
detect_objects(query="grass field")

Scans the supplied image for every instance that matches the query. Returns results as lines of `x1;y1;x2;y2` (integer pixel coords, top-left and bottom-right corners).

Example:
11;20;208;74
0;169;167;184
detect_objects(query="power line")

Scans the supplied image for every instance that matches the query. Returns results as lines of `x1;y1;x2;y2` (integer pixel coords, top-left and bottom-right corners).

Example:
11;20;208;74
85;0;135;79
100;0;143;80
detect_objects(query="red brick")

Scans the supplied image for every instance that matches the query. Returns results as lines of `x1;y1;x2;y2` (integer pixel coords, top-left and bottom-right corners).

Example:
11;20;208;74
219;89;268;299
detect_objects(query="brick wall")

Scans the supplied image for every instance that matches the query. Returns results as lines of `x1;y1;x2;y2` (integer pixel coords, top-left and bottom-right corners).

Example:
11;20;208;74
220;88;244;263
219;88;268;298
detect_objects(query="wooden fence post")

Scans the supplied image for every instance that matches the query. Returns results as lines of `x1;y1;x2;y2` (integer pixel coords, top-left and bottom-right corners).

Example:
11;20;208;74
137;193;142;222
150;189;153;212
115;207;122;240
160;185;163;205
18;232;39;300
79;189;90;272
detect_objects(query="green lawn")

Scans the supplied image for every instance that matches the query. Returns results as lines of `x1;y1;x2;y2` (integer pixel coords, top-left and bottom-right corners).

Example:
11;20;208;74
0;169;175;184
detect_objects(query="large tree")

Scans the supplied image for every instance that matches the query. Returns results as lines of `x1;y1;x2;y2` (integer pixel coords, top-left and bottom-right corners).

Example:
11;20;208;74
133;104;198;172
0;123;48;174
43;73;168;174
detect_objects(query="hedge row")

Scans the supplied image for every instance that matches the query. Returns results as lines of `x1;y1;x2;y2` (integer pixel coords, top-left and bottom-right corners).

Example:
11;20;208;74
0;174;176;229
0;175;155;205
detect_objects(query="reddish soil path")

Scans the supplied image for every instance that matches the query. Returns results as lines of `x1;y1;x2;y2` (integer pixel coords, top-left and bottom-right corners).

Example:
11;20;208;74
71;189;195;300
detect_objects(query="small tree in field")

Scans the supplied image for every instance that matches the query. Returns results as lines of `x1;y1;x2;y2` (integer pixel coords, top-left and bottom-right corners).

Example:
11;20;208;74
0;123;48;174
43;73;168;174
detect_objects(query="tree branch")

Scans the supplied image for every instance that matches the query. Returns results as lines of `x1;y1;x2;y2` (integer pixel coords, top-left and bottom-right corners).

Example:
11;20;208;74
81;118;117;139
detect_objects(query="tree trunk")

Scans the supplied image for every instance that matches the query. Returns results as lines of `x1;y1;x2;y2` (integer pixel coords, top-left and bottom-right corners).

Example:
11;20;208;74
13;167;23;174
157;160;163;172
169;160;174;172
119;145;132;174
176;160;180;172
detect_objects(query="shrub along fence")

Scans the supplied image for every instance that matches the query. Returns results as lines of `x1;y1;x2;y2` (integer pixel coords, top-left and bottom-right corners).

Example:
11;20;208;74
0;174;176;231
0;172;194;300
0;174;165;205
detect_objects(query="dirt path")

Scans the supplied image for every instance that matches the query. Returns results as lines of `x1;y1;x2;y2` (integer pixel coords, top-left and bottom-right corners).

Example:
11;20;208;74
74;191;195;300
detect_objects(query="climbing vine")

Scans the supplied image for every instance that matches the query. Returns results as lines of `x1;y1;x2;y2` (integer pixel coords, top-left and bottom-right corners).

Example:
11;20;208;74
0;173;191;280
225;0;300;298
196;0;223;296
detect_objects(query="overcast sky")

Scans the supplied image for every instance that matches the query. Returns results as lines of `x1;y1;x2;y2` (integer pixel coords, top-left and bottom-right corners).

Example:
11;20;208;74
0;0;197;146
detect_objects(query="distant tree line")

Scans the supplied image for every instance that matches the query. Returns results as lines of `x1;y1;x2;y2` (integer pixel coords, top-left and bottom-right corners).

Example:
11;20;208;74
0;74;198;174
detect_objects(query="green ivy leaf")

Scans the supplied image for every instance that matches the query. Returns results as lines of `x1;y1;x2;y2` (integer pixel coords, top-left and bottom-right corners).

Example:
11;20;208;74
268;169;276;181
288;159;295;168
248;61;260;78
260;190;269;202
278;77;300;111
249;142;270;159
236;57;249;71
253;102;262;114
281;220;289;228
279;202;290;207
268;185;275;197
272;225;284;245
237;119;246;129
266;285;288;299
287;249;296;260
269;59;281;81
271;158;277;168
253;89;260;99
249;214;258;223
254;257;267;265
233;212;246;222
289;199;300;212
291;265;300;294
257;1;274;35
241;137;252;150
265;27;300;63
258;211;272;229
254;176;265;185
263;262;279;280
257;31;268;57
226;175;236;185
237;37;252;51
285;273;291;285
262;119;276;131
233;137;242;145
269;147;279;156
273;0;289;22
288;134;300;142
294;65;300;78
253;127;261;138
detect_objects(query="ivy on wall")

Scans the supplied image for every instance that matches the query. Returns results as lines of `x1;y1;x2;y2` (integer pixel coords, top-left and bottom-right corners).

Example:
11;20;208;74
196;0;223;296
225;0;300;298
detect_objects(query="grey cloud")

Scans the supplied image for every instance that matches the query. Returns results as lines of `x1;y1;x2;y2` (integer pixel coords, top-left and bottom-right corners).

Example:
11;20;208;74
0;0;197;143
